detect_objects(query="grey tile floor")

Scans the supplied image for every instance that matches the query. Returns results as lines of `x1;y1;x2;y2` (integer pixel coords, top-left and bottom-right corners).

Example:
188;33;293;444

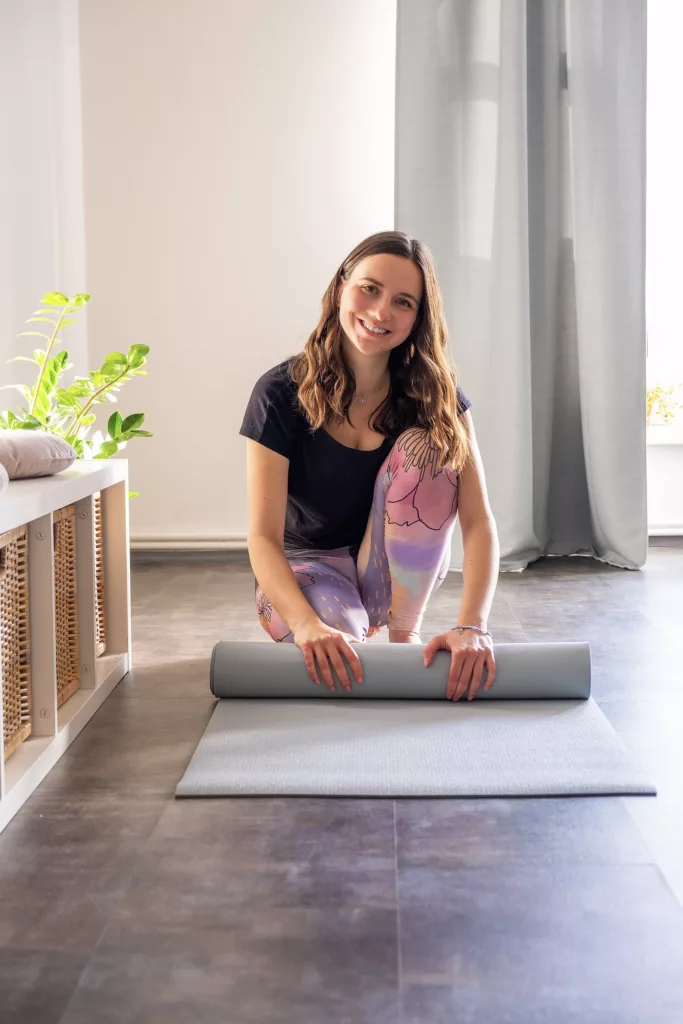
1;540;682;1023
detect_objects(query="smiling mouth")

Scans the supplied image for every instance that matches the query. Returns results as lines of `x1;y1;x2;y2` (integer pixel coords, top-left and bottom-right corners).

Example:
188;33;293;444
358;317;390;336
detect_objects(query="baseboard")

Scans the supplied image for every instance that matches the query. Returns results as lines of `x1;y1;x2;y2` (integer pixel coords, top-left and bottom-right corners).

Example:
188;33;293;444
130;530;683;551
130;534;248;551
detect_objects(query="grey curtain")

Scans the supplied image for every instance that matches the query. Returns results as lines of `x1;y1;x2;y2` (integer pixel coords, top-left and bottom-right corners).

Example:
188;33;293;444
396;0;647;572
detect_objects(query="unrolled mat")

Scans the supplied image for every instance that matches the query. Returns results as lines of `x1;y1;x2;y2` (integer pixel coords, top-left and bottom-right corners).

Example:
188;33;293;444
175;641;656;798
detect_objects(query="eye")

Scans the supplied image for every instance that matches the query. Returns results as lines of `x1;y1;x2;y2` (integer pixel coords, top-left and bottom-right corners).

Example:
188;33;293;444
397;298;411;308
361;284;377;294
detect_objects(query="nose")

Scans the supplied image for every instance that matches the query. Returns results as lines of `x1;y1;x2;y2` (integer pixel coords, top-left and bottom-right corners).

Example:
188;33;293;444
370;300;391;323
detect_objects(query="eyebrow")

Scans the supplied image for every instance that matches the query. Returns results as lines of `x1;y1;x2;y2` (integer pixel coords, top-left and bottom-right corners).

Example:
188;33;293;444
360;277;420;306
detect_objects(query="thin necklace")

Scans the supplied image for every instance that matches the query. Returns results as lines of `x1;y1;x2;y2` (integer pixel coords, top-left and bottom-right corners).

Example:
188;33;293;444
354;379;390;406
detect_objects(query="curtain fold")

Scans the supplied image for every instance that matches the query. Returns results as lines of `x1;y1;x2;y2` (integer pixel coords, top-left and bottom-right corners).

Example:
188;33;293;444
396;0;647;571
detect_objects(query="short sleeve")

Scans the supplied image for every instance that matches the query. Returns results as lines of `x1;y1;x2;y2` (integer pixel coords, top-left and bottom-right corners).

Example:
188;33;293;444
456;384;472;416
239;362;300;460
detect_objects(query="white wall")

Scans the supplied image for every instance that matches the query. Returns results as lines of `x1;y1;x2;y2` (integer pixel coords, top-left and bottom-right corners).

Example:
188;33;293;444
78;0;397;547
0;0;87;389
646;0;683;388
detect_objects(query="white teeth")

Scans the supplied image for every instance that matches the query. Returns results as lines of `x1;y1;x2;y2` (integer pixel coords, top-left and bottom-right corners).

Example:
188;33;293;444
360;318;388;335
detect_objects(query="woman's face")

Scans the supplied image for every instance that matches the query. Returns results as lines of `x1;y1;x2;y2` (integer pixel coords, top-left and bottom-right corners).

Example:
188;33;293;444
337;253;423;358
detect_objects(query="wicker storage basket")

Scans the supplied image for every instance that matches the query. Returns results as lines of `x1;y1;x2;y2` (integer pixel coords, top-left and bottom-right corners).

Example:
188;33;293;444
1;525;32;760
94;492;107;657
53;505;80;706
53;494;107;707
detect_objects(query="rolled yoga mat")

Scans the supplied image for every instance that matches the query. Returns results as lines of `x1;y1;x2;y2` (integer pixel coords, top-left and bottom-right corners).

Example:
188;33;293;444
176;641;657;799
210;640;592;699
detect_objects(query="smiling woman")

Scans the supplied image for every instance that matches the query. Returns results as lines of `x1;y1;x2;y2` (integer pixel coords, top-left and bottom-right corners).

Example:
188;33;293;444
240;230;500;701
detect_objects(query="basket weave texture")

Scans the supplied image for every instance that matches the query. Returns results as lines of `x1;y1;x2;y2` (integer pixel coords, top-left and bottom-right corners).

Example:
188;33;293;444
1;525;32;760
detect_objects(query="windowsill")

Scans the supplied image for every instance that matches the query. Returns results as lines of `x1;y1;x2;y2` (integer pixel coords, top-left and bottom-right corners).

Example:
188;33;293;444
647;424;683;446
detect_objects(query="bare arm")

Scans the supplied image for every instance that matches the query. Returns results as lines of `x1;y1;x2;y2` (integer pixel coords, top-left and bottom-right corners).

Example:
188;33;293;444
454;410;500;628
245;438;319;634
245;438;364;690
422;410;499;702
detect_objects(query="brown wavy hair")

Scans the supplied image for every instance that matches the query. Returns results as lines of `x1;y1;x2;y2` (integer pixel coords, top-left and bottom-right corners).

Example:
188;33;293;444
290;231;471;474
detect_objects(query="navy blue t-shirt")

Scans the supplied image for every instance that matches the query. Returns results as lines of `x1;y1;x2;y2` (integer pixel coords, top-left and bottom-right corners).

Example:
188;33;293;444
239;358;471;556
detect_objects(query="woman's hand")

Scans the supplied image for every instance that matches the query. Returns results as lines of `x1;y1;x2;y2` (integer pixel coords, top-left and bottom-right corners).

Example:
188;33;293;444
423;628;496;702
293;619;364;692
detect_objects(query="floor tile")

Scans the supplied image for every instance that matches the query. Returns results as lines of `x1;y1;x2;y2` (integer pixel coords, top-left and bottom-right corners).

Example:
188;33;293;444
60;909;398;1024
398;863;683;1023
0;950;87;1024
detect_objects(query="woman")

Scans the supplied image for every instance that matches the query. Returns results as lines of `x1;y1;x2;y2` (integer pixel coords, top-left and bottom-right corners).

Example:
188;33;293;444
240;231;500;702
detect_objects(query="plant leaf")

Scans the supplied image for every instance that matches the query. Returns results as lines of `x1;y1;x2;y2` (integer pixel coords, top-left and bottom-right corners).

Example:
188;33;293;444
129;344;150;358
41;292;69;306
34;389;51;418
69;294;91;306
17;332;52;341
26;317;56;325
129;491;140;499
121;412;145;432
101;362;124;377
105;352;127;366
7;356;39;364
130;429;153;437
108;411;123;437
95;440;119;459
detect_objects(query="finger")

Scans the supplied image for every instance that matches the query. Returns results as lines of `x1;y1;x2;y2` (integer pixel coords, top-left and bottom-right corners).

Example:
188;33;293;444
452;651;478;702
341;639;364;684
466;654;487;701
314;647;337;692
326;641;353;692
301;646;321;686
446;651;468;700
483;651;497;690
423;637;441;666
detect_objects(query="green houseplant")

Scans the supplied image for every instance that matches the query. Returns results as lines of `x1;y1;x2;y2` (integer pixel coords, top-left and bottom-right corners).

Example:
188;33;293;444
0;292;151;496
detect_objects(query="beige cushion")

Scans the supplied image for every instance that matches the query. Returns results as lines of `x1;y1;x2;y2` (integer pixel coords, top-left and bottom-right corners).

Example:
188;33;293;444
0;431;77;480
0;460;8;495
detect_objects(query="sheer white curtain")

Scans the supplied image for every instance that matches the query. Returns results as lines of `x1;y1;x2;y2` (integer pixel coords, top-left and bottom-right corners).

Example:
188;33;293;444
0;0;87;397
396;0;647;571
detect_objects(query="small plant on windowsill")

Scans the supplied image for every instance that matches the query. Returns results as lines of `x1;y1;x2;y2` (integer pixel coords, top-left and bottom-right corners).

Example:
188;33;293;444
0;291;151;498
646;383;683;427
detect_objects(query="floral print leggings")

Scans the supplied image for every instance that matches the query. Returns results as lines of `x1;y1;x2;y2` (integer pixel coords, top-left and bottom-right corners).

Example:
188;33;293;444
255;427;461;642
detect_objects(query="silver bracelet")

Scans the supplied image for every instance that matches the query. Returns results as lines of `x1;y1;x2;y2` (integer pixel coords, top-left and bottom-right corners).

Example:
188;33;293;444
453;624;491;637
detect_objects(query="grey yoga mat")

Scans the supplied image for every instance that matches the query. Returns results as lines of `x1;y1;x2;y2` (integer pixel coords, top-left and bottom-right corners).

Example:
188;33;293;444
210;641;592;700
175;641;657;798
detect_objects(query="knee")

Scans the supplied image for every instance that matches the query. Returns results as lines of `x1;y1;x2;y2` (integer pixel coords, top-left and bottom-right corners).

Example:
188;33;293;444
390;426;440;477
317;601;368;642
390;426;457;488
395;426;429;442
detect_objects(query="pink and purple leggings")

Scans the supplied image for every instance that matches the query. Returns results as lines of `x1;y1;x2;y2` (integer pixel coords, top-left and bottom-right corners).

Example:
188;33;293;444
255;427;460;642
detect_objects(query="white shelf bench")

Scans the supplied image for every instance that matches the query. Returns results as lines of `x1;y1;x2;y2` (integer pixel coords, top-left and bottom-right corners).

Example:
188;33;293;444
0;460;131;833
